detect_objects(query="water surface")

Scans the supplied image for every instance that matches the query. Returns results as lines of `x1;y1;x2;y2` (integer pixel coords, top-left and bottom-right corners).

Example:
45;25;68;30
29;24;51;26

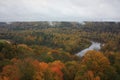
76;41;101;56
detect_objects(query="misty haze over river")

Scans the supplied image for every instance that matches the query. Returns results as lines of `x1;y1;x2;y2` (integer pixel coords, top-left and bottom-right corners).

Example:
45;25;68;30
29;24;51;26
77;41;101;56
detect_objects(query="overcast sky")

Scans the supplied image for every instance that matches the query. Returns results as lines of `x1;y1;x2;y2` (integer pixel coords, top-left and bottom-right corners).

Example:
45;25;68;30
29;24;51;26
0;0;120;22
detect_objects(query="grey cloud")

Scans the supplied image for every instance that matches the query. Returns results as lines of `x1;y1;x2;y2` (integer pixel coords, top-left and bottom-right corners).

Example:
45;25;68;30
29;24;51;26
0;0;120;22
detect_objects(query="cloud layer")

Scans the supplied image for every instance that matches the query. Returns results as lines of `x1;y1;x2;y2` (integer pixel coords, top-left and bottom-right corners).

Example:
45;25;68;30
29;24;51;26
0;0;120;22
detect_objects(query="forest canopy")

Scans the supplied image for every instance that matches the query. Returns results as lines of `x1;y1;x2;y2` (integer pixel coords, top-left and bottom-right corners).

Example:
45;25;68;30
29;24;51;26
0;21;120;80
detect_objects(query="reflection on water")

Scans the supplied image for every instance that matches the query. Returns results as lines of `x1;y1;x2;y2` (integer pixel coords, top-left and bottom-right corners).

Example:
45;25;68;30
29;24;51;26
76;41;101;56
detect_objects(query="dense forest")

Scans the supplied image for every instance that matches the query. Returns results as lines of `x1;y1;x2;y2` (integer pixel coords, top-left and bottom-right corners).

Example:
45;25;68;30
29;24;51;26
0;21;120;80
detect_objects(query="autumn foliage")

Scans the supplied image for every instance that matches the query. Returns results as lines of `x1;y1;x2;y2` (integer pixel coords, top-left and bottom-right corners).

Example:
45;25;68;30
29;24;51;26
0;22;120;80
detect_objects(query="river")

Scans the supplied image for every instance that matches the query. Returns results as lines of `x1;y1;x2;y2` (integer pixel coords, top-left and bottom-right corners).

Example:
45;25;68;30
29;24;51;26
76;41;101;56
